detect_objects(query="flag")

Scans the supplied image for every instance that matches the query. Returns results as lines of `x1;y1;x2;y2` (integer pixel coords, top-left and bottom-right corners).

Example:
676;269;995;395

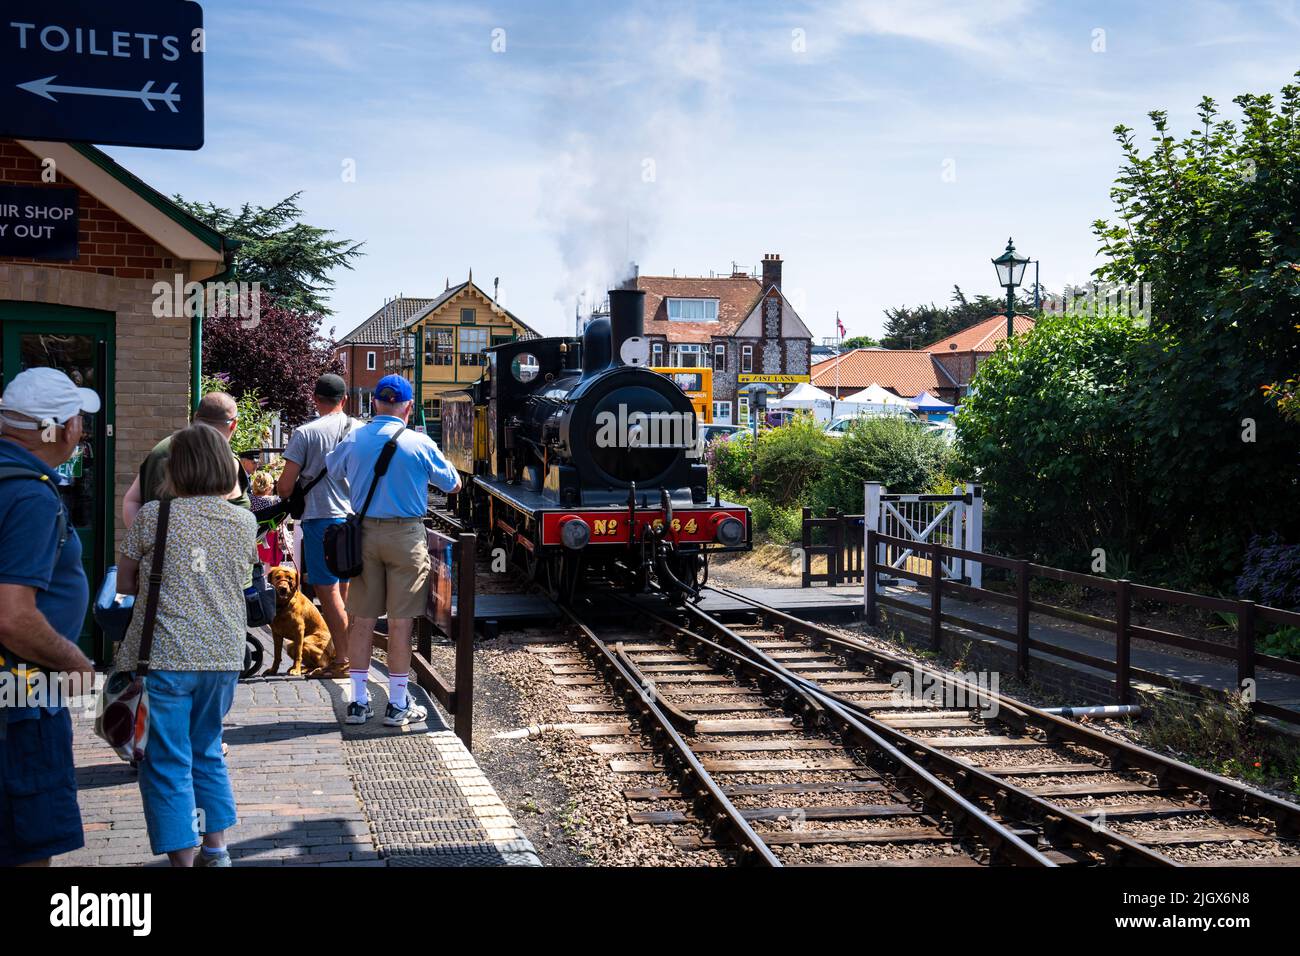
836;314;846;338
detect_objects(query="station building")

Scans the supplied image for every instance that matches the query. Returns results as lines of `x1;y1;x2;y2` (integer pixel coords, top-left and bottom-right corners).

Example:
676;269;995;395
0;138;234;660
386;275;538;441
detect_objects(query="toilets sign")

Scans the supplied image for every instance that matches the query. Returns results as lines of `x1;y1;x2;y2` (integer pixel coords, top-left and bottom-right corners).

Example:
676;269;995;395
0;186;79;260
0;0;204;150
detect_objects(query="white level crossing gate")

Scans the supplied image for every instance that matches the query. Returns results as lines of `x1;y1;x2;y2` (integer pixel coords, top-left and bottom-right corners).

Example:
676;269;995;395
864;482;983;588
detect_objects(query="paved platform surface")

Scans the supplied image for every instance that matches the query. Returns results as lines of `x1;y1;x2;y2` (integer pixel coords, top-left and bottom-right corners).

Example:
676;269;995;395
699;583;864;621
881;585;1300;721
62;669;540;867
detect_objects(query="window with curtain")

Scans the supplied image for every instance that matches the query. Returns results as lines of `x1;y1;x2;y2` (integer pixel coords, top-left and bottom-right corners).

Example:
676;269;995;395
741;345;753;373
666;298;719;321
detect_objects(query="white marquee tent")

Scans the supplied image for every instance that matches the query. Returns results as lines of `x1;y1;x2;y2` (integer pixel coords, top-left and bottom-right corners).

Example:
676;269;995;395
770;382;839;422
838;384;917;416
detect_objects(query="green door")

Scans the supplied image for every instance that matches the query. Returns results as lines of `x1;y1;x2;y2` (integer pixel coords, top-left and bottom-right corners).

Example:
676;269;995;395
1;302;115;662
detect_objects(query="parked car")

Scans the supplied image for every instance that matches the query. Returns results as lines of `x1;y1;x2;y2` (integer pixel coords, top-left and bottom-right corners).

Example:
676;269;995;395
700;423;746;444
824;411;924;437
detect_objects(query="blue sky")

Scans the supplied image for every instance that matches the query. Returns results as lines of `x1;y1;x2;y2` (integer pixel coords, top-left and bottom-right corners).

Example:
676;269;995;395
106;0;1300;341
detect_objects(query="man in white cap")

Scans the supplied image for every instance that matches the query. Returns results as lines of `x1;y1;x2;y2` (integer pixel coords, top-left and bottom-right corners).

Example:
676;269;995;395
0;367;99;867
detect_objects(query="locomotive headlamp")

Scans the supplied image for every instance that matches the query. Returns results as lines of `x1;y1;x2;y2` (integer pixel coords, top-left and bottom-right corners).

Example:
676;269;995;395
713;515;745;547
560;517;591;550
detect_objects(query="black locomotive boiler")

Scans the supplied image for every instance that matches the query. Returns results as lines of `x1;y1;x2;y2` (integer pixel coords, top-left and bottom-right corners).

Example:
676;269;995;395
441;288;750;601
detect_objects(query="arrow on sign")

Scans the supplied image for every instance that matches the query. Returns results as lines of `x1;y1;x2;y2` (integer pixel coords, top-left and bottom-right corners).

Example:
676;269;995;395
17;76;181;113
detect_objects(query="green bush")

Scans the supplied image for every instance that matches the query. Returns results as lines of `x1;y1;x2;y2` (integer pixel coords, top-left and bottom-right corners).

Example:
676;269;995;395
811;417;952;514
768;504;805;544
752;418;833;506
706;432;755;496
201;373;276;454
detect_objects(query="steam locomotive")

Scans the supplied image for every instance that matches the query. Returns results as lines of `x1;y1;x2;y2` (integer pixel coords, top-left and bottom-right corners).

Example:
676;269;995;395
441;288;750;601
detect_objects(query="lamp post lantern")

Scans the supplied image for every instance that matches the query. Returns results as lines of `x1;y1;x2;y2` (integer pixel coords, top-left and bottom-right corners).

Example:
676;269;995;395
991;237;1031;340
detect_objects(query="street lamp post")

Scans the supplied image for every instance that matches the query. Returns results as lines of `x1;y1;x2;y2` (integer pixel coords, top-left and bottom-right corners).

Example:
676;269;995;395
991;237;1031;340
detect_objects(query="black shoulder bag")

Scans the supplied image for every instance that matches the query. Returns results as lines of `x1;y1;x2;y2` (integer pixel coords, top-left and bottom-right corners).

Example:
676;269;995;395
322;426;404;580
287;416;355;520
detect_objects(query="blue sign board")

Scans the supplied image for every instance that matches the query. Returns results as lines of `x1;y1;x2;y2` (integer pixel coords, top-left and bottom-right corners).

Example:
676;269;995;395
0;1;204;150
0;185;79;260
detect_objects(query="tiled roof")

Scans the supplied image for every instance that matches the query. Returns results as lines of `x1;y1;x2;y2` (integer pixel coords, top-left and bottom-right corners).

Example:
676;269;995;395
925;314;1035;354
400;281;542;340
810;349;956;398
632;275;763;344
335;296;438;346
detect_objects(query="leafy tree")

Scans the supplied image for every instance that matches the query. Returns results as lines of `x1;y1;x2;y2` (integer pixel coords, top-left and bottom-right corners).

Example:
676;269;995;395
1090;77;1300;580
202;302;342;427
174;193;364;316
954;312;1153;567
840;334;879;350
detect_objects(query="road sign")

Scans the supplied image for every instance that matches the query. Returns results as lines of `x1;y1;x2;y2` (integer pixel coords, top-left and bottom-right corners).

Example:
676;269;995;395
0;185;79;259
0;1;204;150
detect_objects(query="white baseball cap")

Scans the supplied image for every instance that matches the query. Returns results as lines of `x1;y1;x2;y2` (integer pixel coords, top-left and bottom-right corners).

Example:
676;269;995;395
0;367;101;427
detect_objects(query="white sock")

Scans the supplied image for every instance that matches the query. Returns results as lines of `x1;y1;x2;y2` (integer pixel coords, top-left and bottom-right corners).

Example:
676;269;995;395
350;670;370;706
389;673;410;710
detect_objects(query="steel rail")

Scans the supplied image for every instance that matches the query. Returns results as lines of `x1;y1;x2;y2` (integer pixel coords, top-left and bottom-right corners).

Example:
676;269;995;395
557;602;781;866
677;599;1175;867
604;593;1055;865
707;584;1300;842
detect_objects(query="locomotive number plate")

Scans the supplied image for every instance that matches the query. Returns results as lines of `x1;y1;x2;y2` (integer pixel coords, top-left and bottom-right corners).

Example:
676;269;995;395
540;509;748;547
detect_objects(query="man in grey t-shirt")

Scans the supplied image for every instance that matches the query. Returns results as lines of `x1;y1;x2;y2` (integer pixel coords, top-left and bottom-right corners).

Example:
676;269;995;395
277;374;355;676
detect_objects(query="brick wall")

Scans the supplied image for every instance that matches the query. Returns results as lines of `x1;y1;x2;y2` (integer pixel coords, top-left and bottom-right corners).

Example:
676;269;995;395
0;139;193;548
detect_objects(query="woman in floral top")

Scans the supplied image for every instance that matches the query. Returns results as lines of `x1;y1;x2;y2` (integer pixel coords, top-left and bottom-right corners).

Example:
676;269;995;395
117;423;257;867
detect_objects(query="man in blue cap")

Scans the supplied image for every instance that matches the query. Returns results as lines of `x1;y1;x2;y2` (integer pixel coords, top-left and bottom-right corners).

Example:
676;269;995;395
325;375;461;727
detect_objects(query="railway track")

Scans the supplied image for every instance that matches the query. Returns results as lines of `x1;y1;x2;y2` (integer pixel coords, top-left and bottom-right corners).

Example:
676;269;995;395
533;582;1300;866
661;585;1300;866
556;594;1060;866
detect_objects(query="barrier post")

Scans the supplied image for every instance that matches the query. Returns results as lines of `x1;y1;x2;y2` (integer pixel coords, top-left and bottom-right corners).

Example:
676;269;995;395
929;542;943;652
1115;579;1131;705
454;532;476;749
1016;560;1031;681
865;528;878;626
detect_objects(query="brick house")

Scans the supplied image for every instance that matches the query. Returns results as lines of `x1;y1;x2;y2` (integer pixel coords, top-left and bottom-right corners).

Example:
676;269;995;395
332;295;435;417
627;253;813;425
811;314;1035;405
0;138;234;660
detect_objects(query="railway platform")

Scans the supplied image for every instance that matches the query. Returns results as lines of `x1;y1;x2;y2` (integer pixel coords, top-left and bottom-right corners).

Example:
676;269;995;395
61;668;541;867
698;583;863;622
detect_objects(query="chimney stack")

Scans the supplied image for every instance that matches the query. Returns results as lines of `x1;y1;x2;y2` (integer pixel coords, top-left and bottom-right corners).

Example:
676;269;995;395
762;253;783;290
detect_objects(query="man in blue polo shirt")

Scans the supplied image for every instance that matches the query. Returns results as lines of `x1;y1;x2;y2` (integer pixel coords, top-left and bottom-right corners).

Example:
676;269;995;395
0;368;99;867
325;375;460;728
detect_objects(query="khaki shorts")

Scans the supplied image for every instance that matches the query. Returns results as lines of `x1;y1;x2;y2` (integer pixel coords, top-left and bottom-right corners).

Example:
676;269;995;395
345;518;430;620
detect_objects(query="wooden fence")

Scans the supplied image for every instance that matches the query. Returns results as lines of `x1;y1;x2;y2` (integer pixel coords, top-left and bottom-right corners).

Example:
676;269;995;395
865;529;1300;725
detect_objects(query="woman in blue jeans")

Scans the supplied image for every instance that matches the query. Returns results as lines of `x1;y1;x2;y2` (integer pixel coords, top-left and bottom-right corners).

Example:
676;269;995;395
117;423;257;867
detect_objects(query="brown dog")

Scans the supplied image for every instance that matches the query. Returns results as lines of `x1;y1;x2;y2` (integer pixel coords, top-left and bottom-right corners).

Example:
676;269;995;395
266;566;336;677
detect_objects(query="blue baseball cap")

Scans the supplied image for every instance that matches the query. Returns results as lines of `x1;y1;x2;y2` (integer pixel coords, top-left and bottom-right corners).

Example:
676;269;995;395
374;374;413;403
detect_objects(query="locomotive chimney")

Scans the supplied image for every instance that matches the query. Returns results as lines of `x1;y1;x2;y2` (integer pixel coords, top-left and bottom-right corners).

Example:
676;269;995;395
607;288;646;367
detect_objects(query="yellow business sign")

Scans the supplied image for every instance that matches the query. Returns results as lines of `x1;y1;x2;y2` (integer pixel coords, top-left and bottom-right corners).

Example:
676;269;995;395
737;373;811;384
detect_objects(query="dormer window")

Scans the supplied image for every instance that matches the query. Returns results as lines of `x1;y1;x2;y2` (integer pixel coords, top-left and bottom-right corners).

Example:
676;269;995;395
666;298;719;322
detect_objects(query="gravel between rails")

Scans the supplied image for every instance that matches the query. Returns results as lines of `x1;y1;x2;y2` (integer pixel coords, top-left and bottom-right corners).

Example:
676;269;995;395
428;629;730;866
